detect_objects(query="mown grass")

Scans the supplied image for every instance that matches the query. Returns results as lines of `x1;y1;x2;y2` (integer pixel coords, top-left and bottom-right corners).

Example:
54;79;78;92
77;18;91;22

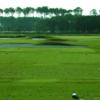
0;38;41;44
0;35;100;100
0;35;100;48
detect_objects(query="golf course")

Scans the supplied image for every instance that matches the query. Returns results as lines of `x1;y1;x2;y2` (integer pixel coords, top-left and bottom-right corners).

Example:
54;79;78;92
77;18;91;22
0;35;100;100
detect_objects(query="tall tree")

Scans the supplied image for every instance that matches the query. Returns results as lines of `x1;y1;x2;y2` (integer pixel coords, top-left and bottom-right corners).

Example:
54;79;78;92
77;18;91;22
90;9;98;16
74;7;83;16
4;8;10;16
66;9;73;15
0;9;3;16
41;6;49;18
49;8;55;17
16;7;23;17
36;7;43;17
23;7;32;17
36;6;49;18
8;7;15;16
53;8;60;16
59;8;67;16
30;7;35;17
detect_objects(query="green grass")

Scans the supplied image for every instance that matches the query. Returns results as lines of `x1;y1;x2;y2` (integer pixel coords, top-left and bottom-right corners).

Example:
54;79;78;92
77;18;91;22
0;35;100;100
0;38;43;44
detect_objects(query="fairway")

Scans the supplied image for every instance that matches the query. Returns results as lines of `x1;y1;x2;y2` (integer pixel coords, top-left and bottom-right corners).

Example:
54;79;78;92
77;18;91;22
0;35;100;100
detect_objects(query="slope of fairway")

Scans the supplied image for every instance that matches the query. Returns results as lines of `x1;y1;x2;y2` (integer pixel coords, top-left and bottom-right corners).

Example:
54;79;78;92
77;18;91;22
0;46;100;100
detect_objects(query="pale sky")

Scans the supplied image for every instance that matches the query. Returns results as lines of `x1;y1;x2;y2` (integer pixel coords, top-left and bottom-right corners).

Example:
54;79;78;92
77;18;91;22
0;0;100;15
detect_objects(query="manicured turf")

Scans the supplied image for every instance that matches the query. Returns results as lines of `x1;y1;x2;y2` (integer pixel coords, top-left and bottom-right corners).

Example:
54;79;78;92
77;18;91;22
0;35;100;100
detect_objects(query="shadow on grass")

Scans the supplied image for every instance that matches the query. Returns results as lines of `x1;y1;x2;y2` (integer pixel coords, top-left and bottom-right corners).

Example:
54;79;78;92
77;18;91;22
36;36;80;46
39;41;76;46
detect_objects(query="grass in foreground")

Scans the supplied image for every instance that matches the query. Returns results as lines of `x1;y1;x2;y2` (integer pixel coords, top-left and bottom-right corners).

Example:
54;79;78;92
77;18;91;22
0;35;100;100
0;47;99;100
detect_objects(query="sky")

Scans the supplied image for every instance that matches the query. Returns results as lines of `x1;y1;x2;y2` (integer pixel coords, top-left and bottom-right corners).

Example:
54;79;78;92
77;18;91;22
0;0;99;15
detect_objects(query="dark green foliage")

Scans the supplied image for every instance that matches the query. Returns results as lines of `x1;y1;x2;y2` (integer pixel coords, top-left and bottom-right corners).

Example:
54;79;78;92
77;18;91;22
15;7;23;17
0;6;100;34
0;17;34;31
0;15;100;33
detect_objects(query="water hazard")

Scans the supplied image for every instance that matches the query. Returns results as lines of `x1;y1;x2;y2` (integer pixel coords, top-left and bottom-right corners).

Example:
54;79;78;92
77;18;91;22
0;43;85;48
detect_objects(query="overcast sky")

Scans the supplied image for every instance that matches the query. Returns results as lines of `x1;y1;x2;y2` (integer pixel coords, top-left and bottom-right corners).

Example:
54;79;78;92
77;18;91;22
0;0;99;15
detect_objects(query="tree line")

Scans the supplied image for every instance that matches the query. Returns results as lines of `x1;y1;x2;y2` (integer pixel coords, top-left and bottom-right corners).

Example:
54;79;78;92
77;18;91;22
0;16;100;33
0;6;83;17
0;6;100;34
0;6;99;17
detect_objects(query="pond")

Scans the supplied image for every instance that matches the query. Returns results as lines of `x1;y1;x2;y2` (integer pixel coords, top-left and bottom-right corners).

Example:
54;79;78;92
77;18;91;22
0;43;85;48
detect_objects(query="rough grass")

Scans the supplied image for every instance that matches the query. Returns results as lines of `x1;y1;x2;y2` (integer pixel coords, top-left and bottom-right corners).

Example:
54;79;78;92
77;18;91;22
0;35;100;100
